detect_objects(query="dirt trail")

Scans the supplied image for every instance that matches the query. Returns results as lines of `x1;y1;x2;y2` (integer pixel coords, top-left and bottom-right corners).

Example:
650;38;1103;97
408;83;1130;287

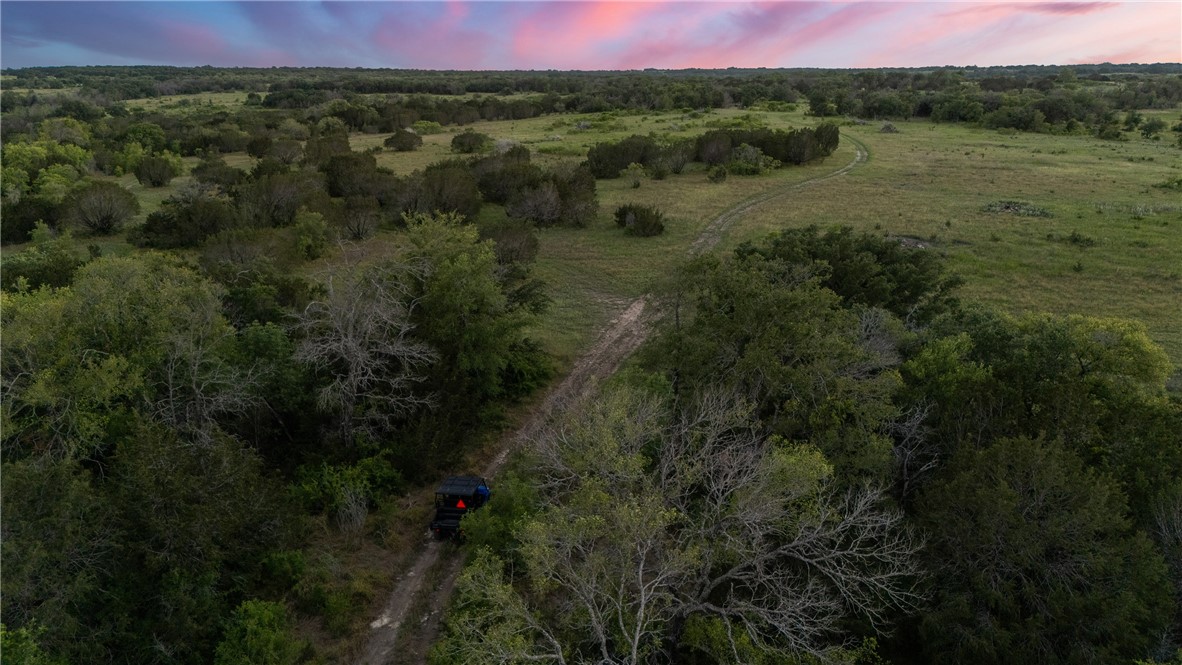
354;138;868;665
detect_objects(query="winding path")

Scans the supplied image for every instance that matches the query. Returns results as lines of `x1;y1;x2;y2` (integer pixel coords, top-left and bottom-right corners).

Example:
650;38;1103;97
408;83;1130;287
354;135;869;665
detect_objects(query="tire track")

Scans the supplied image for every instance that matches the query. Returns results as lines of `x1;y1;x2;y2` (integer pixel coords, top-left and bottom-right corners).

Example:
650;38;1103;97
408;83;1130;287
355;135;869;665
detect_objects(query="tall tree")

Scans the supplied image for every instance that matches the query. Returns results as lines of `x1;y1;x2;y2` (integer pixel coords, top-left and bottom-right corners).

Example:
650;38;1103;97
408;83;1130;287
292;259;437;445
917;437;1171;664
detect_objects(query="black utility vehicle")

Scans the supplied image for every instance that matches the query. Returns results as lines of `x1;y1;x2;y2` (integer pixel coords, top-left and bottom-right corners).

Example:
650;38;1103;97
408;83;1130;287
429;475;490;539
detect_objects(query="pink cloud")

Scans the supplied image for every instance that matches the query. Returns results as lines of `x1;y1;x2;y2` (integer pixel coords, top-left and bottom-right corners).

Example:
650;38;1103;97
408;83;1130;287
511;1;673;68
370;4;494;69
615;2;901;69
158;20;228;60
1026;2;1118;15
857;1;1131;66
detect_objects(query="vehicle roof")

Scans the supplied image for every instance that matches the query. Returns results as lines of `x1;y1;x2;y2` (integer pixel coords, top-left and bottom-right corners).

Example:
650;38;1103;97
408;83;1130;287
435;475;486;496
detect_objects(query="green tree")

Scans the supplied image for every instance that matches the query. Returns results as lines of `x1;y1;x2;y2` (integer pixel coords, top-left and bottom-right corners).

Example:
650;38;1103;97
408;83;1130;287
736;225;962;323
1;460;117;663
0;624;68;665
1142;117;1168;138
646;253;903;481
917;437;1171;664
0;222;84;290
405;161;483;221
904;309;1179;520
213;600;305;665
1;253;246;459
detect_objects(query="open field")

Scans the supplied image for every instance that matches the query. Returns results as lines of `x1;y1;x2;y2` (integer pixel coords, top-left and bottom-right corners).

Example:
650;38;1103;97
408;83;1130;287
351;105;1181;369
724;112;1182;366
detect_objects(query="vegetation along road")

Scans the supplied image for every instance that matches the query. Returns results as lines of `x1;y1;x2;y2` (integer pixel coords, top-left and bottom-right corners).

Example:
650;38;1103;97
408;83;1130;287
356;137;870;665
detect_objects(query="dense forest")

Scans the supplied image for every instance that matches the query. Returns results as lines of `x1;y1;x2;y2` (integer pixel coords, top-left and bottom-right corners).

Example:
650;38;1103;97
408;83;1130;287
2;65;1181;664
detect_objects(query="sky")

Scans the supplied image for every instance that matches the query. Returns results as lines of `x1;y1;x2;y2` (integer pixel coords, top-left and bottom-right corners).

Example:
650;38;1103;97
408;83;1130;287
1;1;1179;71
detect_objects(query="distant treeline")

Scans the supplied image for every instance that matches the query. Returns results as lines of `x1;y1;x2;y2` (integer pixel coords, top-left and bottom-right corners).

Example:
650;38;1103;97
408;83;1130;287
5;64;1182;120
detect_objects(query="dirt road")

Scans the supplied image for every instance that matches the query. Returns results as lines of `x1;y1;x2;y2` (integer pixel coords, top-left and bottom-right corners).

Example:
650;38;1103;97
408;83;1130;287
354;138;868;665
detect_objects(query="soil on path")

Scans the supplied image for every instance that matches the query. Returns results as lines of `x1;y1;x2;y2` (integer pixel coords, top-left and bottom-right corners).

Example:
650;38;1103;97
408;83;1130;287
354;139;868;665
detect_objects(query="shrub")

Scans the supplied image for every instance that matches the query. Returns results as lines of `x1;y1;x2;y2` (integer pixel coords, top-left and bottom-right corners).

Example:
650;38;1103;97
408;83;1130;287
982;200;1052;217
245;135;273;159
191;155;247;190
507;181;562;227
412;120;444;135
134;153;182;187
586;134;659;178
614;203;665;237
130;195;236;249
292;208;331;259
621;162;645;188
726;143;779;175
213;600;304;665
880;122;899;133
479;217;539;264
0;222;84;290
451;130;492;154
65;180;140;234
814;121;840;155
707;165;728;183
384;128;423;152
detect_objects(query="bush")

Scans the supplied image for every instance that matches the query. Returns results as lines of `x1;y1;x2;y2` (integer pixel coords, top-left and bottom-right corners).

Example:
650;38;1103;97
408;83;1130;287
586;134;660;178
245;135;273;159
451;130;492;154
412;120;444;135
130;195;236;249
478;217;539;264
621;162;645;188
614;203;665;237
292;209;331;259
507;181;562;226
707;165;728;183
213;600;305;665
726;143;780;175
982;200;1052;217
384;128;423;152
134;153;182;187
191;155;247;190
0;222;84;290
65;180;140;234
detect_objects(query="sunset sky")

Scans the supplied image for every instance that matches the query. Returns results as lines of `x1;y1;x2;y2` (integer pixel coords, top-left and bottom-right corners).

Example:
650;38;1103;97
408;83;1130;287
2;1;1179;71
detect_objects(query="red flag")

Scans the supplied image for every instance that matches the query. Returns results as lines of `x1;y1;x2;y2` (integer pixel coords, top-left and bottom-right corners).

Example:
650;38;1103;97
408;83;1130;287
456;499;467;509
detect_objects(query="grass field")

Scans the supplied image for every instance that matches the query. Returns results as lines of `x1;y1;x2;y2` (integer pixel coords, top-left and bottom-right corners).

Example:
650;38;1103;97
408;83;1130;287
363;106;1181;371
723;113;1182;368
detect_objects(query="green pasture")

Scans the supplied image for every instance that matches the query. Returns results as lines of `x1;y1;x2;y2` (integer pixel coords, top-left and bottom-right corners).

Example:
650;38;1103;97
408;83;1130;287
723;113;1182;366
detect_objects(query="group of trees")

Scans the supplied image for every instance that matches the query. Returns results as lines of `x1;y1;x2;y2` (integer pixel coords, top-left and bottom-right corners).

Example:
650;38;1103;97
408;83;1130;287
1;211;552;662
436;226;1182;664
586;123;840;181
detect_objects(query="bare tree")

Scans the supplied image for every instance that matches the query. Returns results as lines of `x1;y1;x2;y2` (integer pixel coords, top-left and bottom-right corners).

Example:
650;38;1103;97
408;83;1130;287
151;327;260;446
442;388;924;662
890;401;938;500
659;391;924;660
293;262;437;444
